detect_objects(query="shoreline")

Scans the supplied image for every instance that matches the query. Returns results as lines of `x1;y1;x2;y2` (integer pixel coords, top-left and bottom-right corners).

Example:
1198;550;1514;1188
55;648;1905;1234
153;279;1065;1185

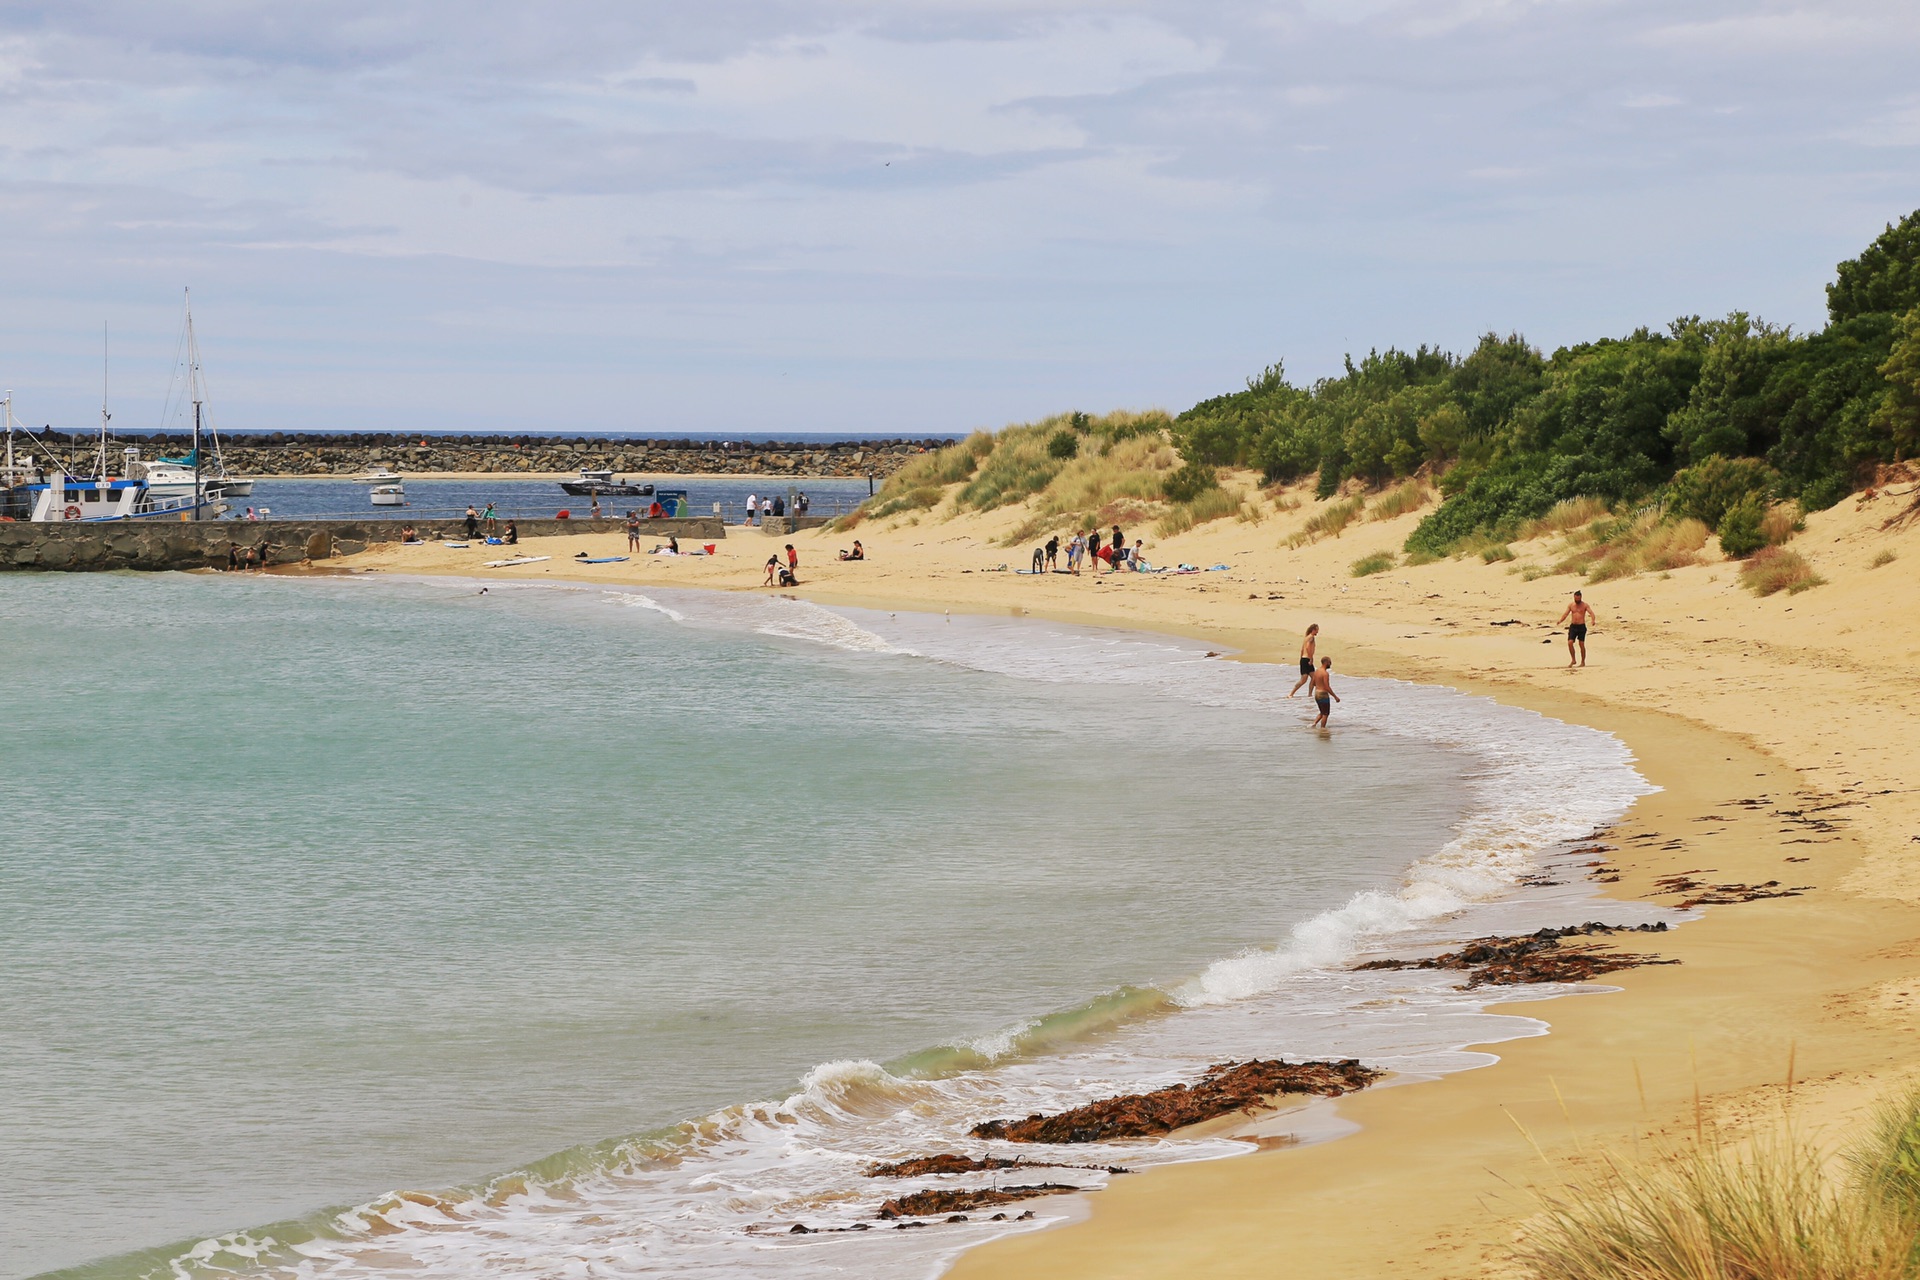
328;486;1920;1277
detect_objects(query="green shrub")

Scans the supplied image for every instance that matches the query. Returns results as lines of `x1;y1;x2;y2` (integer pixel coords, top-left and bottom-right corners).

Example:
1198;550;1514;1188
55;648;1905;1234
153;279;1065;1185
1048;430;1080;460
1163;460;1220;503
1292;494;1366;545
1481;543;1516;563
1717;497;1768;559
1667;455;1778;528
1350;551;1397;577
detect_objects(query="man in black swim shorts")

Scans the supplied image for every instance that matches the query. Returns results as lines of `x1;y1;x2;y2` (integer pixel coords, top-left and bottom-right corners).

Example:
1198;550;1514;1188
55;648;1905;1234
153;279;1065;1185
1556;591;1597;668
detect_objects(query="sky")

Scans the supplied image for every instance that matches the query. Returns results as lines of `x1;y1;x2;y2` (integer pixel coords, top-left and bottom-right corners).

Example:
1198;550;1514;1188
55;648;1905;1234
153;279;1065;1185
1;0;1917;436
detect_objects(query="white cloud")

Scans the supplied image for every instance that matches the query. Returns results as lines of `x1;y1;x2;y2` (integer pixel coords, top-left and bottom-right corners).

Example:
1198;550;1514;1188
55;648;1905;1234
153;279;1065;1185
0;0;1915;433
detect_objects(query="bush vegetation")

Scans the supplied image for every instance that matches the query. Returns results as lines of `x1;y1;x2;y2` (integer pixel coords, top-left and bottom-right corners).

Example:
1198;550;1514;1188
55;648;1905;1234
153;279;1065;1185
1350;551;1397;577
1166;209;1920;556
1368;478;1431;521
1740;546;1825;596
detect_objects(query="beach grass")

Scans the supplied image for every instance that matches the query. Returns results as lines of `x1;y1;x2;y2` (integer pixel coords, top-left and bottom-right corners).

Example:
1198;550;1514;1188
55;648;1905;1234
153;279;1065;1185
1520;496;1613;541
1289;494;1366;546
1517;1088;1920;1280
1157;486;1244;537
1740;547;1825;596
1350;550;1397;577
1369;479;1431;522
1873;548;1899;568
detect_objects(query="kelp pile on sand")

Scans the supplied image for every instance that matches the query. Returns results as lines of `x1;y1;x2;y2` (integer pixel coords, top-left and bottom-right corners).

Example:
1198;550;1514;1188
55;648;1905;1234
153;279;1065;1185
1355;922;1676;987
867;1154;1126;1177
876;1185;1079;1219
970;1059;1383;1144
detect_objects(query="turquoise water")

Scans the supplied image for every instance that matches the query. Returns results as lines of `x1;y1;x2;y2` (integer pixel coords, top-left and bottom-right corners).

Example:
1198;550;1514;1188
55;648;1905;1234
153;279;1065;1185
0;572;1491;1279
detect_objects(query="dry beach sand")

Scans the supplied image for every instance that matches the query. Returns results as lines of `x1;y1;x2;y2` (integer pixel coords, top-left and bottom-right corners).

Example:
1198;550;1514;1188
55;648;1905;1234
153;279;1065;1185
344;478;1920;1278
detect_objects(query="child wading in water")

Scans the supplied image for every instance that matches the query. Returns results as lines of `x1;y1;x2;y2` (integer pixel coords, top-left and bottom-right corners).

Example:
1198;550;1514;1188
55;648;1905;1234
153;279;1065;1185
1308;657;1340;728
1287;624;1320;697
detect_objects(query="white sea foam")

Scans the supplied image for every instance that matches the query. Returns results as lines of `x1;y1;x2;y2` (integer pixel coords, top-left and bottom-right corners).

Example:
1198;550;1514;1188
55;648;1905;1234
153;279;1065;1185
146;589;1665;1280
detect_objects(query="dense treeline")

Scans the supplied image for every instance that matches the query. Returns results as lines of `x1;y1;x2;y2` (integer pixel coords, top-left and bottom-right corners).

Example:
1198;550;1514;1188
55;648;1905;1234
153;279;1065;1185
1173;210;1920;555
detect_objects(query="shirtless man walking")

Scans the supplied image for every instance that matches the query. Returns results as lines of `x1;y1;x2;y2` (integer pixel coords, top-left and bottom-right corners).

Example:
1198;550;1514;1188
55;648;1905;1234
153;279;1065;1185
1557;590;1598;668
1287;624;1321;697
1308;657;1341;728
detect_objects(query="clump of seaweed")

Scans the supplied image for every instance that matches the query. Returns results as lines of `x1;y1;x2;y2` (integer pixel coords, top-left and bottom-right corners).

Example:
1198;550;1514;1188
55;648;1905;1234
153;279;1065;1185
969;1059;1382;1144
877;1185;1078;1219
1355;922;1675;987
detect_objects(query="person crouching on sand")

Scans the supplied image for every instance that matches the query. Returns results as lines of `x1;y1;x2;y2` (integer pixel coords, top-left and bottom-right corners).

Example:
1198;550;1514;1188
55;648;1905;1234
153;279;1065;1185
1557;590;1597;668
1309;657;1340;728
1287;624;1320;697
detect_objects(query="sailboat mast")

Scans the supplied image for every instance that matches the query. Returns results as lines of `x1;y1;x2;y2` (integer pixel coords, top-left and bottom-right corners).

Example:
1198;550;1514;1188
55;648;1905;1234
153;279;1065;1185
98;322;112;479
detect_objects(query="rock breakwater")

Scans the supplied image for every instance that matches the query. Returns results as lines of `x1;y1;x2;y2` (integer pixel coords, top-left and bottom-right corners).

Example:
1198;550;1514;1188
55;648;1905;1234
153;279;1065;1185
23;433;947;478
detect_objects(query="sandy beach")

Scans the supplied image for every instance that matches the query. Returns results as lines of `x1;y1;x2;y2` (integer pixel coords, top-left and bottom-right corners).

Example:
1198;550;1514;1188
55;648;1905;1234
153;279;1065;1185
343;478;1920;1277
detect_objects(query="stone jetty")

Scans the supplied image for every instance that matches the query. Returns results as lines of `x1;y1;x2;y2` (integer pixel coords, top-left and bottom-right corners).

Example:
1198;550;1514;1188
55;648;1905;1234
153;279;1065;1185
19;433;948;479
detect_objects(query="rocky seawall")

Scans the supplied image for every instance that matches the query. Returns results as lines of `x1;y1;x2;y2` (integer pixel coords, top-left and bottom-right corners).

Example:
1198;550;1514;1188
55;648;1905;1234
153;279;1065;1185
0;516;724;571
23;434;947;478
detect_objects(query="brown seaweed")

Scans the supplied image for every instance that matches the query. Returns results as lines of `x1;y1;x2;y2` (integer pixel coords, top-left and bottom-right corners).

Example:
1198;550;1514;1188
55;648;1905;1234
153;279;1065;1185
968;1058;1382;1145
1354;921;1675;987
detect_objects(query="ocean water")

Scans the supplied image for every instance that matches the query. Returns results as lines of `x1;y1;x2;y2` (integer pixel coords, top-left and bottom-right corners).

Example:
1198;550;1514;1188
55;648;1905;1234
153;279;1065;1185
220;476;873;523
0;573;1656;1280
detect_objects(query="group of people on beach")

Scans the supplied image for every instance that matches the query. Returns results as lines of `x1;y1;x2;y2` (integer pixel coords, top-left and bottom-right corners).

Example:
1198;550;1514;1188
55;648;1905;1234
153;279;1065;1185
743;493;808;525
223;541;273;571
1031;525;1144;575
764;543;801;587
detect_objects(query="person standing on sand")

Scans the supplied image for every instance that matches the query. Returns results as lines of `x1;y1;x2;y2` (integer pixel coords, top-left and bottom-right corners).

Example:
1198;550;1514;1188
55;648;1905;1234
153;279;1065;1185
465;505;479;539
745;495;758;526
1087;528;1103;570
1045;535;1059;571
1287;624;1321;697
786;543;799;572
1308;657;1340;728
1068;531;1085;574
1557;591;1598;668
626;512;641;551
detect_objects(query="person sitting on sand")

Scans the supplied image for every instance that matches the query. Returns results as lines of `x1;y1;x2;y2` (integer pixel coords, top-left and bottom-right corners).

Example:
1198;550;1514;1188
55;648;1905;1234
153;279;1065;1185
401;524;419;543
1557;591;1597;667
778;563;799;587
648;499;664;519
1308;657;1340;728
1287;624;1321;697
503;521;519;545
838;540;865;561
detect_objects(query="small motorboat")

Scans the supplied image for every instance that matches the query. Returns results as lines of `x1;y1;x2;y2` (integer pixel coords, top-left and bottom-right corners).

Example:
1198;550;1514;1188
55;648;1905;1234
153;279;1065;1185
559;468;653;497
353;466;405;484
370;483;407;506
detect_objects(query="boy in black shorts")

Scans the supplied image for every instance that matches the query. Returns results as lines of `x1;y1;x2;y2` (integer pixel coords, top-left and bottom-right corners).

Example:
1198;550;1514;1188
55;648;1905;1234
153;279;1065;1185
1287;624;1320;697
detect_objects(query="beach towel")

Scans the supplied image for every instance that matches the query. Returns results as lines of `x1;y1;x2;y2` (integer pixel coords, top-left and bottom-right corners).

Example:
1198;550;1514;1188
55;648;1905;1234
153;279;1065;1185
1207;564;1230;571
441;541;470;548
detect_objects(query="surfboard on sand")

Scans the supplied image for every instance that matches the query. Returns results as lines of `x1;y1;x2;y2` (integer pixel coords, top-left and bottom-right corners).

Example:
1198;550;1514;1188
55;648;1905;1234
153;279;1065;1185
576;556;629;564
482;556;551;568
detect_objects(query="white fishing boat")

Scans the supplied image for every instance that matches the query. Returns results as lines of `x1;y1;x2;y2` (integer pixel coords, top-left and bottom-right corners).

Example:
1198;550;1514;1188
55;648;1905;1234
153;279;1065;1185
370;483;407;506
353;466;404;484
26;469;223;522
14;328;227;523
